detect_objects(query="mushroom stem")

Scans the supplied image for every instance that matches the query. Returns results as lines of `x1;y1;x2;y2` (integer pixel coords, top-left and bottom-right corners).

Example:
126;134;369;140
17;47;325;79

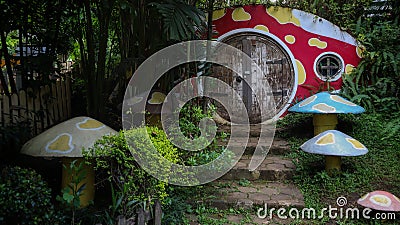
325;155;341;172
313;114;338;135
61;158;95;207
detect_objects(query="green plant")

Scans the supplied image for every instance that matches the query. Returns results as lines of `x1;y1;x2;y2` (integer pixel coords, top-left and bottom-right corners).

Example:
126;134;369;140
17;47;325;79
58;160;86;207
56;159;87;225
342;19;400;113
85;126;180;219
238;178;251;187
0;166;65;225
152;0;205;41
162;186;195;225
175;103;229;166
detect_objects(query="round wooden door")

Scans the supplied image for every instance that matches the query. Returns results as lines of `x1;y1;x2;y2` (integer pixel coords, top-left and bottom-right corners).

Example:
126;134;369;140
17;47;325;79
212;31;296;124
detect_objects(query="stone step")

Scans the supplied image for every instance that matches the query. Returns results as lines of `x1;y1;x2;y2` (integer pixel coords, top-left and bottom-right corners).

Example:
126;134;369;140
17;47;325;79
196;180;304;210
217;136;291;155
217;124;278;137
221;155;295;181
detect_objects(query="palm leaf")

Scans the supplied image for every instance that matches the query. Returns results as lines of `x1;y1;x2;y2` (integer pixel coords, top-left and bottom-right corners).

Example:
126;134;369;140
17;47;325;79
152;0;205;41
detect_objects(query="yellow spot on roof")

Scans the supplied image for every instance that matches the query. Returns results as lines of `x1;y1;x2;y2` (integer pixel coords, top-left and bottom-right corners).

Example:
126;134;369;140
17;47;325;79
254;25;269;32
345;64;355;75
148;92;166;104
296;59;306;85
370;195;391;207
299;95;317;107
316;133;335;145
346;138;366;150
308;38;327;49
212;9;226;21
312;103;336;113
47;134;72;152
330;95;357;106
232;7;251;21
266;6;300;26
285;35;295;44
356;46;365;58
78;119;104;130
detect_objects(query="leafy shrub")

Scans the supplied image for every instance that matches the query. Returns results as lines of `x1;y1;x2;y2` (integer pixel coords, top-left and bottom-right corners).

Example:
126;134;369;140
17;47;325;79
84;126;180;218
0;166;64;224
175;103;228;166
0;119;33;157
342;19;400;113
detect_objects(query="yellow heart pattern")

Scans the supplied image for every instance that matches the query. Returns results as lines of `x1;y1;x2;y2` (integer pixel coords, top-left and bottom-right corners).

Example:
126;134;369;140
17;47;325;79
77;118;105;130
46;133;74;154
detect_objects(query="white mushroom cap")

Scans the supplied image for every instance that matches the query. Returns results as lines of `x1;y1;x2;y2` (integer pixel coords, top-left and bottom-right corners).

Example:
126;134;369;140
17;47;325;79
358;191;400;212
300;130;368;156
21;117;117;157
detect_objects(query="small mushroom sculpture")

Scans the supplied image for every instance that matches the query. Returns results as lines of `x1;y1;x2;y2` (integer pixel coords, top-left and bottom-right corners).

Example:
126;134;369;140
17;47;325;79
300;130;368;172
358;191;400;212
288;92;365;135
21;116;117;207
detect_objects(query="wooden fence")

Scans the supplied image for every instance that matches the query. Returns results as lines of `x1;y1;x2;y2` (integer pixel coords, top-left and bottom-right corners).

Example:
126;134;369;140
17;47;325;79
0;77;71;136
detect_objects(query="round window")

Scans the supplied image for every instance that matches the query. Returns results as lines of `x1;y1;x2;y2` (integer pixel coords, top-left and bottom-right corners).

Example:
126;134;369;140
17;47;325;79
314;52;344;81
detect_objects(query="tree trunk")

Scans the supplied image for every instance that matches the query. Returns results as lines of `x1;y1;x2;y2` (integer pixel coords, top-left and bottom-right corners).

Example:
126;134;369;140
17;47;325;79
96;3;113;120
83;0;98;119
0;50;10;95
1;31;17;93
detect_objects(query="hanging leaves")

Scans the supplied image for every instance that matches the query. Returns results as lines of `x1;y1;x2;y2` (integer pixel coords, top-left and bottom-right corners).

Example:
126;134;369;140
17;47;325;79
152;0;205;41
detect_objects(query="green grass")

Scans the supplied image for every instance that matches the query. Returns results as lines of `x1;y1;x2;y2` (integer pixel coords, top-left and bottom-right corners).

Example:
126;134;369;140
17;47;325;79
278;113;400;224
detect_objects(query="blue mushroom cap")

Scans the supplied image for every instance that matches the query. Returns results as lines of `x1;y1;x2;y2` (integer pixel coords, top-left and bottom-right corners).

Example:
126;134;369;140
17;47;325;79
288;92;365;114
300;130;368;156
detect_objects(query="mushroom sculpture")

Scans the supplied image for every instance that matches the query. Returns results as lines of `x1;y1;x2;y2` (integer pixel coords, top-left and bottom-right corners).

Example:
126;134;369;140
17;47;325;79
288;92;365;135
21;116;117;207
300;130;368;172
358;191;400;212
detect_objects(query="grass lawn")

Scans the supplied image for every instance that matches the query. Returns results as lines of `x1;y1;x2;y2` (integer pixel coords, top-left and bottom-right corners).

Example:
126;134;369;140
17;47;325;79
278;113;400;224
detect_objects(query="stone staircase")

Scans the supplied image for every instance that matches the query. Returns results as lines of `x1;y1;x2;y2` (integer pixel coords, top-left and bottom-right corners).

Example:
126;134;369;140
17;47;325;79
196;124;305;211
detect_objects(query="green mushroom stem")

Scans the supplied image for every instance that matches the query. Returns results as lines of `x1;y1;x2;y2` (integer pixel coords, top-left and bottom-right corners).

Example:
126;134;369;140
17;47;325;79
313;114;338;136
325;155;341;172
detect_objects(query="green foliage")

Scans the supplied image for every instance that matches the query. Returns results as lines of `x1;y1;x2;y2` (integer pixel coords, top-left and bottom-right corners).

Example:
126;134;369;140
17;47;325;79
282;0;372;31
238;178;251;187
0;118;32;157
0;166;64;225
71;77;88;116
85;126;180;218
193;205;253;225
162;186;197;225
342;19;400;113
57;160;87;209
152;0;206;41
176;103;228;166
